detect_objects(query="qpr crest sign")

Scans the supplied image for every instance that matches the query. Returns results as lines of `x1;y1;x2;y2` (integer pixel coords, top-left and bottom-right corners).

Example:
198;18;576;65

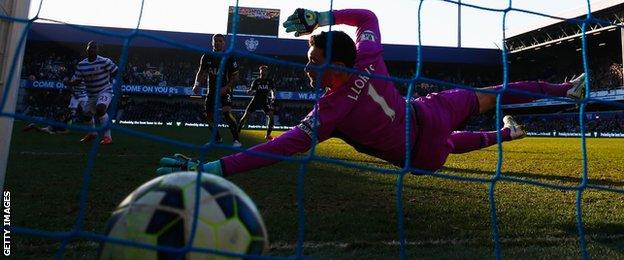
245;38;259;52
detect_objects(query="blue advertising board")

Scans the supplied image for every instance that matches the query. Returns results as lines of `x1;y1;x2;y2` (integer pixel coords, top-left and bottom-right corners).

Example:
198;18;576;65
21;80;320;101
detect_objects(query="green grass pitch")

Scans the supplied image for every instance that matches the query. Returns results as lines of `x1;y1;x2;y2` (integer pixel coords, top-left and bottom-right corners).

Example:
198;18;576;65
5;122;624;258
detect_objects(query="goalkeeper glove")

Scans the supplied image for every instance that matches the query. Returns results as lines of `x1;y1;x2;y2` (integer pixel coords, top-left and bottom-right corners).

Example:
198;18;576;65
157;153;199;174
156;153;223;176
283;8;333;37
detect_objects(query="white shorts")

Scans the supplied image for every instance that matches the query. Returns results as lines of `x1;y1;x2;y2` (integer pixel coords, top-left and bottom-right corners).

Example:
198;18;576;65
68;96;88;110
84;92;113;115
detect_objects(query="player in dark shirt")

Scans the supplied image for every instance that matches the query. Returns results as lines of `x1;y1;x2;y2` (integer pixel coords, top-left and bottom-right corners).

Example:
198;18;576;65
158;8;587;177
193;34;242;147
238;65;276;141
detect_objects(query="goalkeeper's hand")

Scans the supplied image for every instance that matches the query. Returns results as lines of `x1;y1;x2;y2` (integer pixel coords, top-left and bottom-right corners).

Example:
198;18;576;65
283;9;332;37
156;153;223;176
157;153;199;175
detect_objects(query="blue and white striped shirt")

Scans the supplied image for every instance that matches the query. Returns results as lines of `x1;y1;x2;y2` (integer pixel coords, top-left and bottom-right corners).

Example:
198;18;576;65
73;55;118;95
71;83;88;99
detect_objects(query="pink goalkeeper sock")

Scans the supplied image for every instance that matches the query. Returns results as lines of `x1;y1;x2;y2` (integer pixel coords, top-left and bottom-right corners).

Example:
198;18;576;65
448;129;511;154
492;81;572;105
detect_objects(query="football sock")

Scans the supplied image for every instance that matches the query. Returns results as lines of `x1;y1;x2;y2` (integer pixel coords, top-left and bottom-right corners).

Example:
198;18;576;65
238;112;249;133
69;109;77;124
98;113;111;138
88;117;96;135
266;114;274;137
223;111;240;141
494;81;572;105
448;129;511;154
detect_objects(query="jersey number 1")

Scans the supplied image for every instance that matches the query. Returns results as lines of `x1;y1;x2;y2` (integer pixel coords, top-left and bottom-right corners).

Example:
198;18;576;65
367;83;396;122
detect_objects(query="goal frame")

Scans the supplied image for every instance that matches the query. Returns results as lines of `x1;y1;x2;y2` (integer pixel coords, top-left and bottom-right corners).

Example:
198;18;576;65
0;0;31;194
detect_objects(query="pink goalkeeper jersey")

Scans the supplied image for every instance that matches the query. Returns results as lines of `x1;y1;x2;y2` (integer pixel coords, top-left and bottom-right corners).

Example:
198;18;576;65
221;9;417;174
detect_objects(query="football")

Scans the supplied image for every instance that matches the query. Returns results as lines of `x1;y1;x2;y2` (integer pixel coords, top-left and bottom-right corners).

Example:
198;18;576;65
99;171;268;259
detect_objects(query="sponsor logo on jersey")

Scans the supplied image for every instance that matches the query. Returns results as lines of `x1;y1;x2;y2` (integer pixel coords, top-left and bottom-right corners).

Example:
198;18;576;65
359;30;376;42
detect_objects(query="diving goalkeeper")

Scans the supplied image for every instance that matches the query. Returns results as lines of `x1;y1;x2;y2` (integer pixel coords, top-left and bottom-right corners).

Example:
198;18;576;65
158;8;586;176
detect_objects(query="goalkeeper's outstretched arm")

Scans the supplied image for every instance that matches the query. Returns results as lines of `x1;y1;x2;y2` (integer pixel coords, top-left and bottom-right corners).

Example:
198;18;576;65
158;127;314;176
160;8;384;177
219;128;312;174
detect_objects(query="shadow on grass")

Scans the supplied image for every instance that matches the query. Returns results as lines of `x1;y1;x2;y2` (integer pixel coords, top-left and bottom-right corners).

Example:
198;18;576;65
7;124;623;258
441;166;624;188
556;222;624;256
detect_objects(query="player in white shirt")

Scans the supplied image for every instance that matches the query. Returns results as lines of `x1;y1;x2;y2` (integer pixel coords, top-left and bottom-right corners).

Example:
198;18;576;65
64;41;118;145
66;80;88;124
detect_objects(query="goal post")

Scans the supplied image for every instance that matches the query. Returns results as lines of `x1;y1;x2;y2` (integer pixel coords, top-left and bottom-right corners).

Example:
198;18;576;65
0;0;31;194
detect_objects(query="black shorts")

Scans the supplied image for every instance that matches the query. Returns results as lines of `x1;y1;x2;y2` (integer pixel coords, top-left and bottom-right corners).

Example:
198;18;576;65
246;98;273;114
205;92;233;113
271;100;279;111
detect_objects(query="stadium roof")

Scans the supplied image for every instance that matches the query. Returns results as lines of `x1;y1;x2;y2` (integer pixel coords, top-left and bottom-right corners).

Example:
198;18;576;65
26;22;500;65
506;0;624;53
507;0;623;38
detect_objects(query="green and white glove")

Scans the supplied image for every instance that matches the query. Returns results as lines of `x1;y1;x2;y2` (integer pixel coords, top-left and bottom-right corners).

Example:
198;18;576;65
283;8;333;37
157;153;199;175
157;153;223;176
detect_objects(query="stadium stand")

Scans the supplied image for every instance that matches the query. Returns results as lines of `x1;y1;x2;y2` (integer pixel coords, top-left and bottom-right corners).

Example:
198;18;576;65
20;41;502;92
18;23;504;130
17;10;624;133
19;88;70;119
4;1;624;258
507;0;624;91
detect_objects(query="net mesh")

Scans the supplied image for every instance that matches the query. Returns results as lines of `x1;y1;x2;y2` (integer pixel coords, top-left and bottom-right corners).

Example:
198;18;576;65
1;0;624;259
